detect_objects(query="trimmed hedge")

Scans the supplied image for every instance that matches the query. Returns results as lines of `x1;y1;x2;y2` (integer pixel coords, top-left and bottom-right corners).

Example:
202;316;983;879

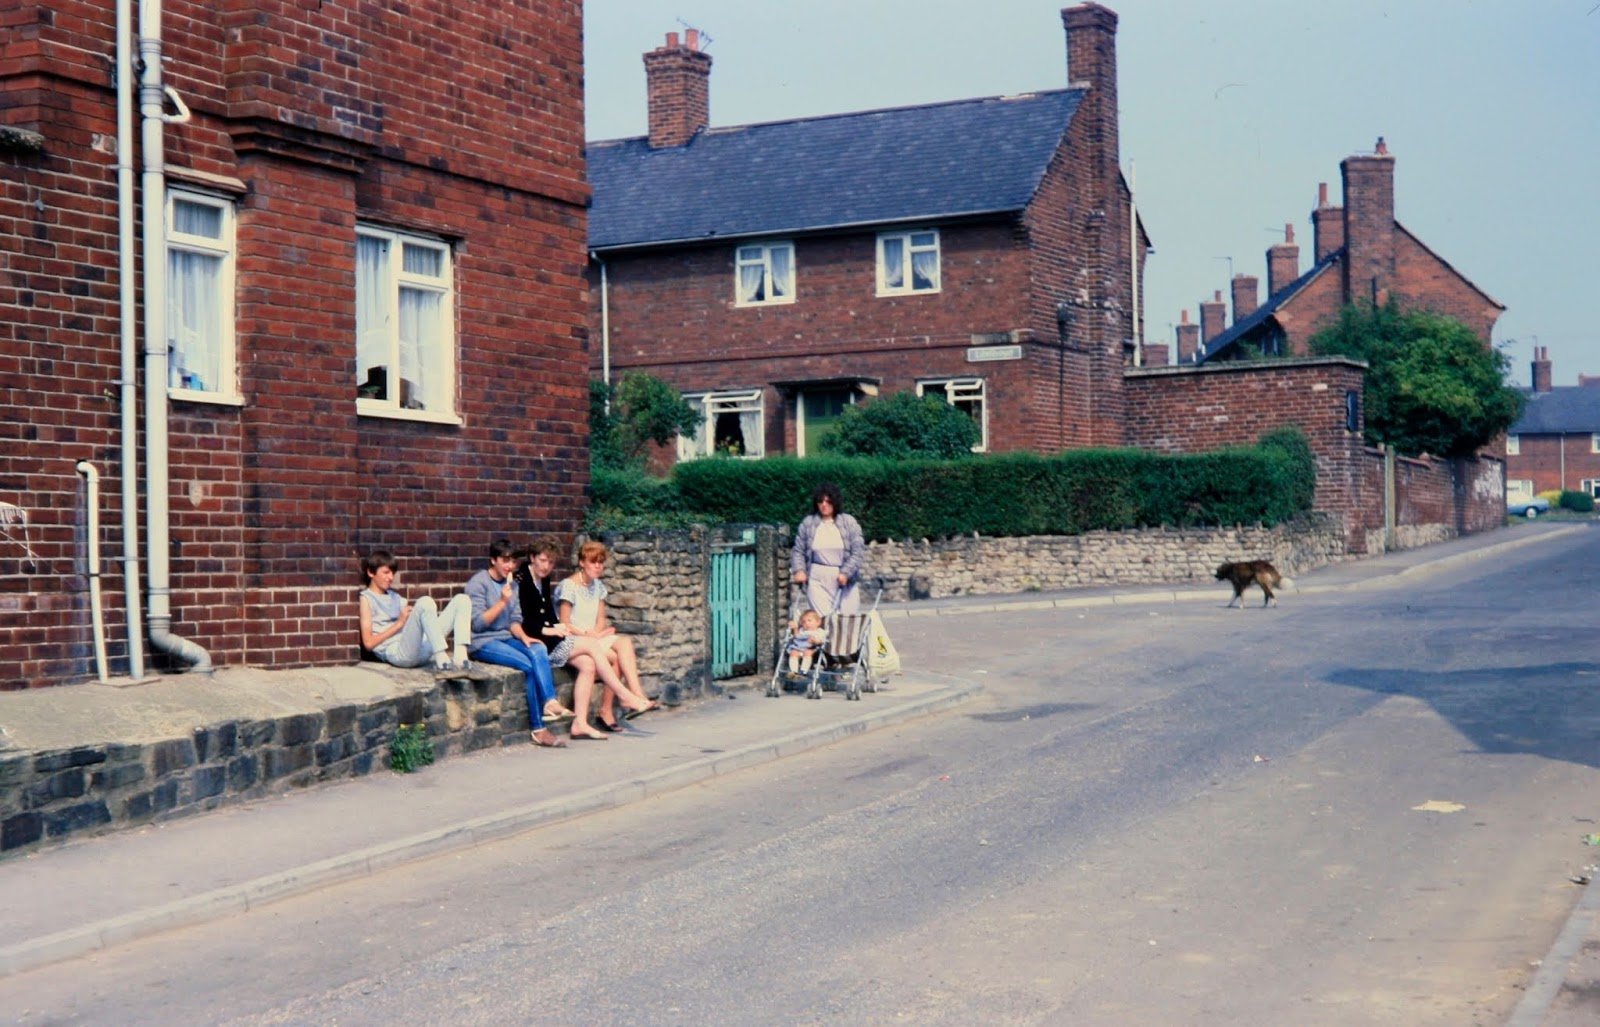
1559;490;1596;513
592;431;1317;540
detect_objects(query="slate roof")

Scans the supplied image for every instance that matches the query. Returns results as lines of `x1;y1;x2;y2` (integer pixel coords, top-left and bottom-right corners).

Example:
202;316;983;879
587;89;1085;251
1511;387;1600;434
1195;257;1338;363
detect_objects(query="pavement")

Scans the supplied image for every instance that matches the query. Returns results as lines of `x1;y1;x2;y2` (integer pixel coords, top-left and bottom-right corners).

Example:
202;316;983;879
1;519;1597;1025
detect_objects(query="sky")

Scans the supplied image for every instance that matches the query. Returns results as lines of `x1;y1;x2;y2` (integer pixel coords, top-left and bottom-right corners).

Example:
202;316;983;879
583;0;1600;387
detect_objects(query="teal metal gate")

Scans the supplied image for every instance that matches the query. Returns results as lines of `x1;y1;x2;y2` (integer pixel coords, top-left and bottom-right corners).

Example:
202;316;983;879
709;544;757;678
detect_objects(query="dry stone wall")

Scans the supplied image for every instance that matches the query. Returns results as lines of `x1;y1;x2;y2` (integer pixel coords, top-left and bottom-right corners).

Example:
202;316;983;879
862;516;1346;602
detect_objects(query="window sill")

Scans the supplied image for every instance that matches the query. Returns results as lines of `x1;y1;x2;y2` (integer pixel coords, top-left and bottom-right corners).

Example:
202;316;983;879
734;297;797;309
874;287;941;298
356;399;462;426
169;388;245;407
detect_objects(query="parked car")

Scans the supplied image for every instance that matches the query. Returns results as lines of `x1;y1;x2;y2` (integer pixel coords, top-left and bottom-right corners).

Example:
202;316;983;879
1507;495;1551;518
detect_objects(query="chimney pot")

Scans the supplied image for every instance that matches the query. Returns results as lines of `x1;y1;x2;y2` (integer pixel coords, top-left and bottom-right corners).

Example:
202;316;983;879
686;28;699;50
1375;136;1387;155
666;31;679;47
1284;223;1294;244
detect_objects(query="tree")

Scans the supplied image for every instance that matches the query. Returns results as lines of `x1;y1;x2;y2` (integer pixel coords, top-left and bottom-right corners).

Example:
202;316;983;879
1308;301;1524;458
589;372;702;470
817;391;981;459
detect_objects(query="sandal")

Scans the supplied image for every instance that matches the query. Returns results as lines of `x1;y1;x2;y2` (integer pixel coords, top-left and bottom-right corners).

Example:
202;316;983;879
569;727;609;741
542;705;575;724
530;729;568;748
595;714;624;733
623;700;660;720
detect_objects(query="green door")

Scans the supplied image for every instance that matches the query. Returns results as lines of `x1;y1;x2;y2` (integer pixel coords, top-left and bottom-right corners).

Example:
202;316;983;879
710;545;757;678
801;388;852;456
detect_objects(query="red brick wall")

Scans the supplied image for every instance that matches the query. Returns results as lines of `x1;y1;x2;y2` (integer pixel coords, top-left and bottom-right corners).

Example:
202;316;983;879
1;0;590;688
596;211;1111;456
1391;229;1503;342
1125;358;1504;553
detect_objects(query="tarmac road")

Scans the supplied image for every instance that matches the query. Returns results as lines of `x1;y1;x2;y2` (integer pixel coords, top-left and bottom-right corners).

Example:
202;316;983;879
3;524;1599;1024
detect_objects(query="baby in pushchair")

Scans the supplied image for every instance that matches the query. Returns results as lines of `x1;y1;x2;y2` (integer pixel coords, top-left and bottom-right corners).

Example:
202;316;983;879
784;609;828;674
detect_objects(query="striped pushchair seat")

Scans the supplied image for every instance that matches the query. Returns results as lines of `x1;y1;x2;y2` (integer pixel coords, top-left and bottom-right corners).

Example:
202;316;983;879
766;590;882;701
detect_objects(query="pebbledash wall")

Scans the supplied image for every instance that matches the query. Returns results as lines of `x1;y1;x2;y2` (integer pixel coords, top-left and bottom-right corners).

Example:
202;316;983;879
1;1;591;689
1124;356;1505;556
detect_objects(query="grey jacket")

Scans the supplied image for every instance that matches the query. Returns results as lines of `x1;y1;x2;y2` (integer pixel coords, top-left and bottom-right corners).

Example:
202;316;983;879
790;513;865;582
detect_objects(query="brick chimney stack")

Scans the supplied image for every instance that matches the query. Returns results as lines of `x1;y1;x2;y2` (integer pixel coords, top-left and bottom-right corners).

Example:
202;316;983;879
1312;182;1344;263
1175;309;1200;363
1231;274;1259;322
644;30;712;149
1342;137;1397;305
1532;346;1553;393
1267;223;1300;296
1143;342;1170;367
1199;290;1226;346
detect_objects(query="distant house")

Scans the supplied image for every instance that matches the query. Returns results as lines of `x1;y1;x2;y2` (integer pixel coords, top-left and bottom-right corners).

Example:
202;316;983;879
586;4;1148;460
1501;347;1600;499
1174;140;1504;365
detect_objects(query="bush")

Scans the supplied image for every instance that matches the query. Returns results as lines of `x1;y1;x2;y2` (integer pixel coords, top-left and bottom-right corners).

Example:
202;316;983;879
817;391;980;459
1308;301;1524;457
590;373;701;471
1559;490;1595;513
586;466;700;533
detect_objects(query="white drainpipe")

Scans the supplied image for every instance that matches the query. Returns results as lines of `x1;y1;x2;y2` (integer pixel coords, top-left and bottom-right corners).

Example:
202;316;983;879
593;251;611;407
139;0;211;673
75;462;110;682
115;0;145;680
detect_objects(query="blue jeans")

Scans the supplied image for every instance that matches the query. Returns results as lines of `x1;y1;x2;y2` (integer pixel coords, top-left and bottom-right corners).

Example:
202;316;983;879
473;638;556;731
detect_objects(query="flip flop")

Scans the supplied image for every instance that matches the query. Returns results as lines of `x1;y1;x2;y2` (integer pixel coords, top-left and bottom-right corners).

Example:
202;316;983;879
543;706;575;724
594;716;624;733
569;728;609;741
530;730;568;748
623;701;661;720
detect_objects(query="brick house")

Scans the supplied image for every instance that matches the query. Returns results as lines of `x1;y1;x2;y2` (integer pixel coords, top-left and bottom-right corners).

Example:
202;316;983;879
587;4;1147;460
1;1;590;689
1176;139;1504;365
1501;347;1600;499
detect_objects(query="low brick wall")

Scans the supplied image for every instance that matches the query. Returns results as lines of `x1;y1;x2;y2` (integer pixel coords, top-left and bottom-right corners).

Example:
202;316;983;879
0;664;552;859
862;515;1346;602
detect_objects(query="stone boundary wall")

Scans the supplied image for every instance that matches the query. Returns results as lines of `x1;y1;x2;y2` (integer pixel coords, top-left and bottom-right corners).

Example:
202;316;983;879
0;665;550;859
862;515;1346;602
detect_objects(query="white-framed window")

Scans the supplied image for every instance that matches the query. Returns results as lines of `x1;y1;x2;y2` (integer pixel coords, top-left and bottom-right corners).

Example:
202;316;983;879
166;189;237;401
735;241;795;306
917;376;987;451
355;225;457;421
1582;479;1600;498
1505;434;1519;456
1590;433;1600;454
1507;479;1535;498
877;229;940;296
678;390;765;460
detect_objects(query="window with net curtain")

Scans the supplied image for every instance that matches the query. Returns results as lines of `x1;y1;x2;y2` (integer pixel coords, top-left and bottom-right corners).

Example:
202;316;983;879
877;229;940;295
166;190;235;396
355;227;453;415
735;241;795;305
677;390;765;460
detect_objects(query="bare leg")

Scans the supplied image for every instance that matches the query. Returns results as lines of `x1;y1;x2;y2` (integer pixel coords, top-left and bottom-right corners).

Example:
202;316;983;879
566;655;608;740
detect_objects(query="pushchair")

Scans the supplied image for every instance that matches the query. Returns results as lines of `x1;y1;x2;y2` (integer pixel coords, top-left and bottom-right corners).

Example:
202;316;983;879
766;589;883;701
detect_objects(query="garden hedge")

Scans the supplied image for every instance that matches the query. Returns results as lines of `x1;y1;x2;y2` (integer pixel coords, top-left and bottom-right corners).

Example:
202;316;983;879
589;432;1316;540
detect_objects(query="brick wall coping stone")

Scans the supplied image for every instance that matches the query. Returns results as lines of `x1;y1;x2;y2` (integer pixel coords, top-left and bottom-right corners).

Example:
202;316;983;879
1124;354;1367;379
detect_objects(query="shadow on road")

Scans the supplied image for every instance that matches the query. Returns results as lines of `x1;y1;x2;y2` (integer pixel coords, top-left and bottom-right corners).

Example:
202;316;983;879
1326;661;1600;769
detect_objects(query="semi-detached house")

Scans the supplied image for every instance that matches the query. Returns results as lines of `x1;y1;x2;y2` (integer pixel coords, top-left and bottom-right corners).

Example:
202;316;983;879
587;3;1148;462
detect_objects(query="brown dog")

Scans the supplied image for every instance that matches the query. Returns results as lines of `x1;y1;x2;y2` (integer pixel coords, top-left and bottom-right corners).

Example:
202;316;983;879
1215;560;1286;608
